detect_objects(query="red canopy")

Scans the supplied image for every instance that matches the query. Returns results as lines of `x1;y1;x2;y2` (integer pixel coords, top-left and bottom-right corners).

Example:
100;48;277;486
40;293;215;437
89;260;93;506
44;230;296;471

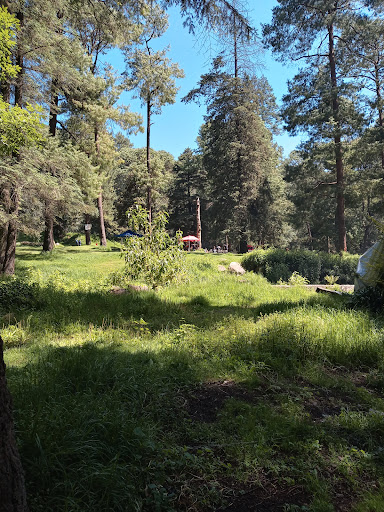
182;235;199;241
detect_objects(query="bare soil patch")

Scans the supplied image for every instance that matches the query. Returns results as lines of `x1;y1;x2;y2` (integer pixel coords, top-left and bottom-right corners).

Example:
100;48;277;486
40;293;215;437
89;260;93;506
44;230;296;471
185;380;266;423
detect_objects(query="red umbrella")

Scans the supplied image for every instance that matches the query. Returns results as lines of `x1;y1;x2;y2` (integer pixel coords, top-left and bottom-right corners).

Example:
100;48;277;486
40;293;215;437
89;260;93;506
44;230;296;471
182;235;199;250
182;235;199;241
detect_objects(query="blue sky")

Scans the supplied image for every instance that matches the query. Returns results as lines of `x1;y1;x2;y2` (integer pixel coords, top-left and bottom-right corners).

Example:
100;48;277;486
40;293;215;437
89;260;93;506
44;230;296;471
109;1;302;160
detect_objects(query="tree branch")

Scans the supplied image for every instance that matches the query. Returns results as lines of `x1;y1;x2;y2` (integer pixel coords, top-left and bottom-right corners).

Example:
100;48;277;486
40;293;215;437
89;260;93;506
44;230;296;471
314;180;337;189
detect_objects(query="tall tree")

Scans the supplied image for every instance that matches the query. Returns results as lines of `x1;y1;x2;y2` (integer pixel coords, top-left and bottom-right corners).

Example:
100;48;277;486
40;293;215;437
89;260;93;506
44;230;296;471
263;0;367;252
168;148;205;235
124;3;184;224
113;145;174;227
339;14;384;167
65;0;140;245
185;60;285;250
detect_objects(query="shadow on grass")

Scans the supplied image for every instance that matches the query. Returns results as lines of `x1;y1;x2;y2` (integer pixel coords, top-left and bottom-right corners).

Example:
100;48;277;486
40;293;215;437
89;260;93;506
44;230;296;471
9;342;200;511
7;341;384;512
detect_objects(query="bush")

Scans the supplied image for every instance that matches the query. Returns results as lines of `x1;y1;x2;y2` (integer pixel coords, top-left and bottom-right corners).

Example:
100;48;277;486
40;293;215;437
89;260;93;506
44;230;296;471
242;249;359;284
115;205;186;289
0;277;39;312
350;287;384;313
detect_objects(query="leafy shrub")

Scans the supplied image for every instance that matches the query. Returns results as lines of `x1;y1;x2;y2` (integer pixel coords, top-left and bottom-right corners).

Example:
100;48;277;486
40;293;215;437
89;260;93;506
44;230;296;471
242;249;359;284
265;261;290;283
288;272;309;286
115;205;186;289
0;277;39;312
324;275;339;285
350;287;384;313
319;252;358;284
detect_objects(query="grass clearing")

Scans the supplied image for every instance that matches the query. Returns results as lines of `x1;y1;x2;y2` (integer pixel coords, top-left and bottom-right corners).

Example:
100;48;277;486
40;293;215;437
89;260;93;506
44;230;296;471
2;246;384;511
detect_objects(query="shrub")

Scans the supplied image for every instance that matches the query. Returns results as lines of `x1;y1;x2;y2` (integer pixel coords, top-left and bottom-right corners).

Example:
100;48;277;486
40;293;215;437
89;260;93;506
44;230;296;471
287;271;309;286
115;205;186;289
0;277;39;312
242;249;359;284
350;287;384;313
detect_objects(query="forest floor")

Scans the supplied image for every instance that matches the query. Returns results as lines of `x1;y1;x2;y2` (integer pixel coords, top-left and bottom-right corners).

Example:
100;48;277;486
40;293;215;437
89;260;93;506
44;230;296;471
2;245;384;511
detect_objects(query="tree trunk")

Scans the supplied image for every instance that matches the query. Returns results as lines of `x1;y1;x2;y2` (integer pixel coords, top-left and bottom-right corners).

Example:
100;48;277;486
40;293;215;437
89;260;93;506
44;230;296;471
146;98;152;226
48;83;59;138
14;11;24;107
328;23;347;252
196;196;201;249
42;84;61;252
306;222;313;250
239;239;248;254
0;226;7;270
97;190;107;247
0;335;29;512
85;214;91;245
94;128;107;246
374;63;384;170
0;188;19;275
42;208;55;252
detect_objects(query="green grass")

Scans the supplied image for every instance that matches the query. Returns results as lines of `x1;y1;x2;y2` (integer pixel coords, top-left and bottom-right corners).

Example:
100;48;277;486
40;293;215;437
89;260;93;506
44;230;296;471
2;246;384;511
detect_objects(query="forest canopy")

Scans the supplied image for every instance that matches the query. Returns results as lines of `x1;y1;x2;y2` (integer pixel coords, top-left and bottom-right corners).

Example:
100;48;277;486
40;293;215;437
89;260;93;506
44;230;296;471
1;0;384;275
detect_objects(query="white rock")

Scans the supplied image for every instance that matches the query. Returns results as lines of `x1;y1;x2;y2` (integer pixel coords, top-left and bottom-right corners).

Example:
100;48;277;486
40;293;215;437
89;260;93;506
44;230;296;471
228;262;246;275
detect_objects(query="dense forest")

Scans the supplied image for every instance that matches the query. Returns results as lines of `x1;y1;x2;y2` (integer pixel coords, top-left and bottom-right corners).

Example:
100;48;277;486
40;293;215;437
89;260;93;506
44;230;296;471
2;0;384;275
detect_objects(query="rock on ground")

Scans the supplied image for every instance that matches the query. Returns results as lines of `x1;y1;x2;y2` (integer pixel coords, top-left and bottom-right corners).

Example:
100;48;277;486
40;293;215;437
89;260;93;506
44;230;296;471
110;284;149;294
228;262;246;275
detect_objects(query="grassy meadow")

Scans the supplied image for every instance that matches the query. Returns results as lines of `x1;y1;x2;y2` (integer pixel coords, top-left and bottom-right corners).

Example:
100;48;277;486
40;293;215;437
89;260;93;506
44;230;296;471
2;245;384;511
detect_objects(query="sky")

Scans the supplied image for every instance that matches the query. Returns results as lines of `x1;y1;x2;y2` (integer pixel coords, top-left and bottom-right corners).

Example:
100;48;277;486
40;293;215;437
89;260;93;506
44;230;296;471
108;0;302;160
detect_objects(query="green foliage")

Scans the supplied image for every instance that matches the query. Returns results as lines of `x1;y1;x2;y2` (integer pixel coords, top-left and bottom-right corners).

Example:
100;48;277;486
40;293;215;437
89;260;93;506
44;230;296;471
324;274;339;285
0;6;20;81
0;277;38;312
185;62;288;248
0;100;45;156
350;286;384;312
3;246;384;510
117;205;186;288
278;271;309;286
167;148;205;235
113;145;174;224
242;249;359;284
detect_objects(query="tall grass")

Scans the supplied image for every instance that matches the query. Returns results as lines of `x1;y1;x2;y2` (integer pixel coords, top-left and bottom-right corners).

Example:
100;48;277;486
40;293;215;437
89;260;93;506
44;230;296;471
2;246;384;511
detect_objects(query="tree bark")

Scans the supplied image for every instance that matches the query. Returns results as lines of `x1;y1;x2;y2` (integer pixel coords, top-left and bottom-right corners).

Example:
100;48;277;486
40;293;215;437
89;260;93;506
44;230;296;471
328;22;347;252
97;190;107;246
42;83;61;252
0;335;29;512
14;11;24;107
146;97;152;226
85;214;91;245
48;83;59;138
1;188;19;275
239;239;248;254
374;63;384;170
196;196;201;249
94;128;107;246
42;208;55;252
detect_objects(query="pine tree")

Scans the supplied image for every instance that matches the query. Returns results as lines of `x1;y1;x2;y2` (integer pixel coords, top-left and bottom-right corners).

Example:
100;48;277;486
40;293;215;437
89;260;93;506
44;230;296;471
123;3;184;224
263;0;370;252
185;60;284;250
167;148;205;235
113;145;175;227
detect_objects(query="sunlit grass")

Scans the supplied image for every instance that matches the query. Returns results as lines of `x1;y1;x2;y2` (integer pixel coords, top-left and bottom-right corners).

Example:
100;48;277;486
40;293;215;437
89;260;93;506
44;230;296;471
2;246;384;511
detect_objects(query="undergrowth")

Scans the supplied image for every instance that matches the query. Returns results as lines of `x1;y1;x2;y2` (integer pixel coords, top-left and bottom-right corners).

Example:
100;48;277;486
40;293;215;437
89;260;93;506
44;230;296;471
1;247;384;511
